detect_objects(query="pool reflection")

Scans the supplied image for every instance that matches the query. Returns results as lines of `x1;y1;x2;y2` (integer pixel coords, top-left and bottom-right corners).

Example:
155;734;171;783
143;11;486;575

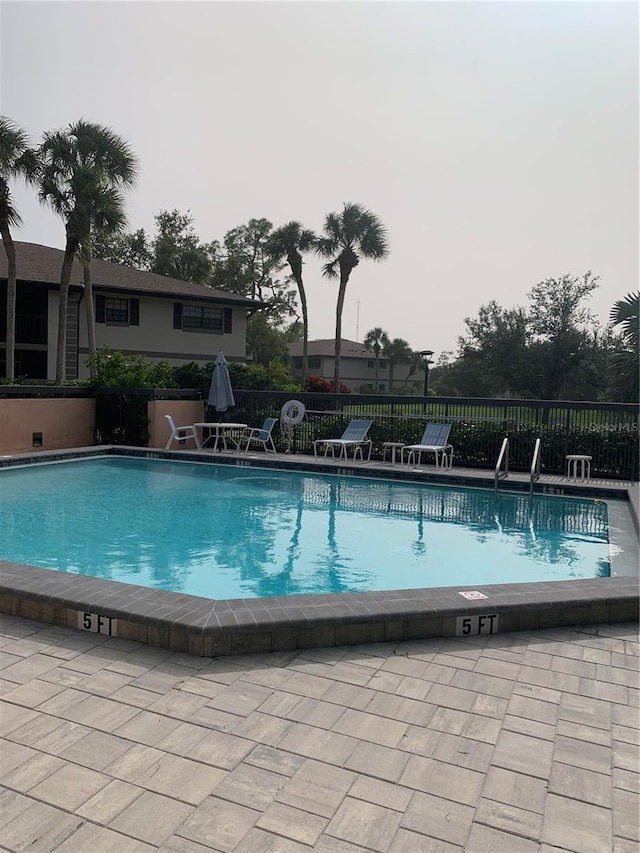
0;458;611;598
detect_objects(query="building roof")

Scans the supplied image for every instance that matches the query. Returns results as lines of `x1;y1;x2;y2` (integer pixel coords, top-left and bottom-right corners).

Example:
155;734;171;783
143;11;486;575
288;338;386;360
0;242;263;308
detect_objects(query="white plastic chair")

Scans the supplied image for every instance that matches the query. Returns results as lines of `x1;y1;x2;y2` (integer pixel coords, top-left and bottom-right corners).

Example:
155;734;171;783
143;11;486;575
314;419;373;462
164;414;201;450
239;417;278;454
402;423;453;469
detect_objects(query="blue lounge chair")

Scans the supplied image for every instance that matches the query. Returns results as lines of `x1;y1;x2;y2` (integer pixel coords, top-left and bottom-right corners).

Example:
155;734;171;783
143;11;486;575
239;417;278;454
402;423;453;469
314;419;373;462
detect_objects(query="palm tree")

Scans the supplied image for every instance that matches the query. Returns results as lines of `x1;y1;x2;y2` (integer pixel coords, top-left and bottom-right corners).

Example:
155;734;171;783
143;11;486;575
364;326;389;391
268;222;316;385
316;203;389;391
0;117;39;380
80;187;129;368
383;337;412;392
610;291;639;401
38;120;137;384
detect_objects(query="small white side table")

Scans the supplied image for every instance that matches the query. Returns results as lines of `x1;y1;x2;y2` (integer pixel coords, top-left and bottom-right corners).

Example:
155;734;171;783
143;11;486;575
382;442;405;465
566;454;592;480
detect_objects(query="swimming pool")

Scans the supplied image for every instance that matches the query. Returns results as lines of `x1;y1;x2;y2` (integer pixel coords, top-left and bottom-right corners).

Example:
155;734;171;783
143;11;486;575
0;456;612;599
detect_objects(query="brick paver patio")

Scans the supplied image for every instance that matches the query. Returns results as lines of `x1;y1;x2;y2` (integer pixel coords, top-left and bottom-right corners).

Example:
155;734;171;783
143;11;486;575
0;614;637;852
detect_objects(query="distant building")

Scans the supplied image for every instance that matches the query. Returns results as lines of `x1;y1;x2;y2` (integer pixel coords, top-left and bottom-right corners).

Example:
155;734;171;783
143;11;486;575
287;338;421;392
0;242;263;381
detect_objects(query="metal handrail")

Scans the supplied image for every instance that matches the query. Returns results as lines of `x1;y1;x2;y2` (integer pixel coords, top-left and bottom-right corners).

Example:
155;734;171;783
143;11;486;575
529;437;542;496
494;436;509;491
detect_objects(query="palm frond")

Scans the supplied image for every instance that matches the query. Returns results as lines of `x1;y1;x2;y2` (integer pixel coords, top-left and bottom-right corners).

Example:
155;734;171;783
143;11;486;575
610;291;639;352
322;258;339;279
610;291;639;324
315;235;337;259
0;116;29;174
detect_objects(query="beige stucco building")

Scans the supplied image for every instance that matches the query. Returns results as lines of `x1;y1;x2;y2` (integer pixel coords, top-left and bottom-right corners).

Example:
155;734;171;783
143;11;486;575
0;242;262;380
287;339;422;393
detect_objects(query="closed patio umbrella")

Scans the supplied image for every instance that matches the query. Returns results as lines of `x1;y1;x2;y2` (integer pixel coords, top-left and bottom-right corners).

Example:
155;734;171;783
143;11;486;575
208;350;235;419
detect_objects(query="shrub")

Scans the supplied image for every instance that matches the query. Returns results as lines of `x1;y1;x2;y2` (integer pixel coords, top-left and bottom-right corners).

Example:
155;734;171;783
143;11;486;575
87;347;176;389
173;359;301;393
303;375;351;393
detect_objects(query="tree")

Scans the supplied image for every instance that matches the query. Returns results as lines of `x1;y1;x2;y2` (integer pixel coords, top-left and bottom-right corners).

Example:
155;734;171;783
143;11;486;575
38;120;137;383
211;218;296;360
0;117;39;380
212;218;292;309
403;349;427;392
527;271;599;399
383;337;411;392
267;221;316;384
91;227;152;270
245;312;290;366
364;326;389;391
610;291;639;401
454;272;605;400
458;300;531;396
81;185;130;366
151;209;216;283
315;202;389;391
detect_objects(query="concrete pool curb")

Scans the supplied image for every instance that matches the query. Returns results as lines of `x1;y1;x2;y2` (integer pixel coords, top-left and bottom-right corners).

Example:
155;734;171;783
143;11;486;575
1;446;638;657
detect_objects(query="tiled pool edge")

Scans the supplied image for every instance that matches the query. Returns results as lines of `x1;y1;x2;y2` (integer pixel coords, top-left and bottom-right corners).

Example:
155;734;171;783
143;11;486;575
0;561;637;656
1;445;638;656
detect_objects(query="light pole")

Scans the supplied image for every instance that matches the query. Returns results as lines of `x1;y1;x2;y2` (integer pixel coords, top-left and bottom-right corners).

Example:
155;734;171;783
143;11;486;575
419;350;434;399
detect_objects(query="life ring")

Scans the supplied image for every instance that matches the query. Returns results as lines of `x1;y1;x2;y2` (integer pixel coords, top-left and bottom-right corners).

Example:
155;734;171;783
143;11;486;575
281;400;306;427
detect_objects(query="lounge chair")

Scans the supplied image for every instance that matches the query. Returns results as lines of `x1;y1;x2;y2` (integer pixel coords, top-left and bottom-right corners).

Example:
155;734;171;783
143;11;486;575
314;419;373;462
402;423;453;469
238;417;278;454
164;414;201;450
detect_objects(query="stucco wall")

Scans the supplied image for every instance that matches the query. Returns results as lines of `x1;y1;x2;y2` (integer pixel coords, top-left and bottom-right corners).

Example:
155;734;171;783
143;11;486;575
0;398;95;454
147;400;206;450
76;295;247;380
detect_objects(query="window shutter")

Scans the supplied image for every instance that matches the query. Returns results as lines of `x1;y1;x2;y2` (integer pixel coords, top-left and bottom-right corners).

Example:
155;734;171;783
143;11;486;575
95;295;105;324
173;303;182;329
129;298;139;326
223;308;232;333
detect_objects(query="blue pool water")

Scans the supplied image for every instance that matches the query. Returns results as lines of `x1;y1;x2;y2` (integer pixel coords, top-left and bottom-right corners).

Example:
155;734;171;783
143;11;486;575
0;457;610;599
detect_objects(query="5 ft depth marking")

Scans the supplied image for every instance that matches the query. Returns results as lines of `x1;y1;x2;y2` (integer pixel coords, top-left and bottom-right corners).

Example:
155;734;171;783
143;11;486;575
77;611;118;636
455;614;499;636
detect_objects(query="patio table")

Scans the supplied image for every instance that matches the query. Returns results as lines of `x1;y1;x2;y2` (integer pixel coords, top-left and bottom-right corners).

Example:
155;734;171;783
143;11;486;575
194;423;247;453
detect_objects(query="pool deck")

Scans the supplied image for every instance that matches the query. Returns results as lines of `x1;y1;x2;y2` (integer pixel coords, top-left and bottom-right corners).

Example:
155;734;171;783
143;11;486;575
0;612;637;852
0;446;637;661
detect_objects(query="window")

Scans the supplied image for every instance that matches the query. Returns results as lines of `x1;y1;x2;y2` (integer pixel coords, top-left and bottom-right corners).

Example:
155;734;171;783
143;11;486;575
183;305;223;331
293;358;303;369
308;356;321;369
380;362;387;370
368;360;375;368
106;298;129;323
95;295;139;326
174;303;232;334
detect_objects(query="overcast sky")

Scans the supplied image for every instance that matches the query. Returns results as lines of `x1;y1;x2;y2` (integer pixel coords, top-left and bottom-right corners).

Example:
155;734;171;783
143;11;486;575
2;1;637;358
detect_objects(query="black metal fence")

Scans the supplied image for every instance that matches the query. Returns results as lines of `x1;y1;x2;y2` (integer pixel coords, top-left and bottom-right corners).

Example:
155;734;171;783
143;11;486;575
226;391;639;480
2;386;637;480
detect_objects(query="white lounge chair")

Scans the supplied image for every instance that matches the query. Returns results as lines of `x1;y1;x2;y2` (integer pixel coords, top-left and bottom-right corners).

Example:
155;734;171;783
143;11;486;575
314;419;373;462
164;414;201;450
402;423;453;469
239;417;278;454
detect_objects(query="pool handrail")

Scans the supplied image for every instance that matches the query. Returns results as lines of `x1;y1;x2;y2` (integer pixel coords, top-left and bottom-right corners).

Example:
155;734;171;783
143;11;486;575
530;437;542;496
494;436;509;491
